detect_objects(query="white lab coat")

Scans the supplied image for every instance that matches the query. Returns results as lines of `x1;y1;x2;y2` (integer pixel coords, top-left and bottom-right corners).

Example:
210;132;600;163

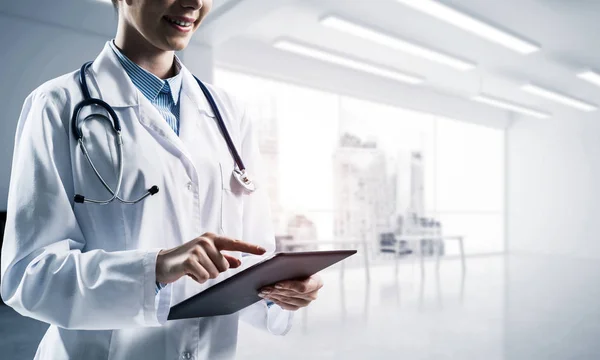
0;42;293;360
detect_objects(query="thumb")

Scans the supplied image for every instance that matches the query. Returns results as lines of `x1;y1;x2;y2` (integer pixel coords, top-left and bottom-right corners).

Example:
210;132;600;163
223;254;242;268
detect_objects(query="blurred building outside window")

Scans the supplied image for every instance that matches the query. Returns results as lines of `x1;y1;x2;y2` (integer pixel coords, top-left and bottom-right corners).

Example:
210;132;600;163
215;69;505;260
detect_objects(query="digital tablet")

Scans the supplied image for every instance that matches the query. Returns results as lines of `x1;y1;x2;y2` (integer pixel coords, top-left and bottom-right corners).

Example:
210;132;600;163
167;250;357;320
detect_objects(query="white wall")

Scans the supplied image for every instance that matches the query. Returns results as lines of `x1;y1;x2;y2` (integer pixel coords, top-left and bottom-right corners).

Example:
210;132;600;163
0;12;113;210
181;43;215;83
507;111;600;259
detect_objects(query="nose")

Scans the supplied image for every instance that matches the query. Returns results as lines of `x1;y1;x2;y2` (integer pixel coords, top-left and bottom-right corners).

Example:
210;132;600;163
180;0;203;10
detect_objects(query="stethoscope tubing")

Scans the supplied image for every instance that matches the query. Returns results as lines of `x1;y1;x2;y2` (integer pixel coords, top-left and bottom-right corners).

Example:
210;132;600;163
193;77;246;172
72;59;252;205
74;62;156;205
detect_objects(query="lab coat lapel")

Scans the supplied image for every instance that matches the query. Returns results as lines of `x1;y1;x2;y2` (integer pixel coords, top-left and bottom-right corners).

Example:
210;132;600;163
178;86;204;150
136;95;191;157
178;68;223;158
91;41;198;178
90;42;139;107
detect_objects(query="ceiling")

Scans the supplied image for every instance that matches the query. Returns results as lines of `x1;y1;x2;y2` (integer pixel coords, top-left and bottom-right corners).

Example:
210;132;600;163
2;0;599;124
213;0;600;123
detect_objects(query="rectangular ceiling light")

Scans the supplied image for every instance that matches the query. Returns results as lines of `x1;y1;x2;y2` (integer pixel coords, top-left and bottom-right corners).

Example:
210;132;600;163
320;15;475;71
577;70;600;88
395;0;540;54
273;40;424;85
521;84;597;112
472;94;550;119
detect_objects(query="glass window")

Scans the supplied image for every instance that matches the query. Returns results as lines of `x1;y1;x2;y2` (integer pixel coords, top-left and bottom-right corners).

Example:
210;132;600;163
214;68;505;255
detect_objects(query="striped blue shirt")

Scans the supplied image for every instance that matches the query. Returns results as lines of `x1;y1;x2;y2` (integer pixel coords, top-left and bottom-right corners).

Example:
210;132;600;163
109;40;182;135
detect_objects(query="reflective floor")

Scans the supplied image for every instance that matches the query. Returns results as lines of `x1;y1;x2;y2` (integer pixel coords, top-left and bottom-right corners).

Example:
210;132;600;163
239;254;600;359
238;255;501;360
2;254;600;359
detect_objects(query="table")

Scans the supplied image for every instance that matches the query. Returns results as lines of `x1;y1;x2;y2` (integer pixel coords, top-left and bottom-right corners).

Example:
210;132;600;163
278;239;370;281
386;235;466;275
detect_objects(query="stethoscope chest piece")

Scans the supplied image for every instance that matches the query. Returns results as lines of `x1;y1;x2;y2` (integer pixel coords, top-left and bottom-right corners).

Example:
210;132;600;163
233;169;256;193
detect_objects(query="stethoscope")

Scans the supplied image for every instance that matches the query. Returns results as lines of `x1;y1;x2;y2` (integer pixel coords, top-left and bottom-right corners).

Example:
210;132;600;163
71;61;255;205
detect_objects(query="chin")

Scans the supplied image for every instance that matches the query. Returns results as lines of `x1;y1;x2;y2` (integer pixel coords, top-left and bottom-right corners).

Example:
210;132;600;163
163;38;192;52
172;41;190;51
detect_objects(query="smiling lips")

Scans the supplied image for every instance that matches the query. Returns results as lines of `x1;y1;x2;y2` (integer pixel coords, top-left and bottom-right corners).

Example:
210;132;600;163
164;15;196;32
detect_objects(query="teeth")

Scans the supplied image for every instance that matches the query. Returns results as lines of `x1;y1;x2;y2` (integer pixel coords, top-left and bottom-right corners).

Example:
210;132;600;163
167;17;192;27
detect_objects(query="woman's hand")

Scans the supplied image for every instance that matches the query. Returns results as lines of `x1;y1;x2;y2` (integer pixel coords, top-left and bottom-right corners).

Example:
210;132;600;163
258;274;324;311
155;232;266;284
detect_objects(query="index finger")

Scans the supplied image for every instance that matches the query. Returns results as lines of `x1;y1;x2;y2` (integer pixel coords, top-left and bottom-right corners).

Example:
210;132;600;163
213;236;267;255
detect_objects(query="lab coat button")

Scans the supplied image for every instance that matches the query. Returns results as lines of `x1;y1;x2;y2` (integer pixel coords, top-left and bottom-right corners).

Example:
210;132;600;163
186;182;194;191
181;352;193;360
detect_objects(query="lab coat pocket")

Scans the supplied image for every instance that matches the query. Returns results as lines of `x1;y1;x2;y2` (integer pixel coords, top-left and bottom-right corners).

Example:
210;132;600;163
219;162;244;239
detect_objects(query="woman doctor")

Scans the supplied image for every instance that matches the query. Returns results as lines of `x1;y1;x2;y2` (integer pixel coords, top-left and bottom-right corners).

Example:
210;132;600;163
0;0;323;359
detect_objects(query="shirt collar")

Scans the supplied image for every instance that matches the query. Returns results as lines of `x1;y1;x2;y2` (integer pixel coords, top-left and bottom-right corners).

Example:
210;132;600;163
109;40;182;105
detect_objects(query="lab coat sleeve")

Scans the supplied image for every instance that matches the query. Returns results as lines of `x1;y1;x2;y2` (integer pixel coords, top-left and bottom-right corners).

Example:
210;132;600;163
235;103;294;336
0;91;167;330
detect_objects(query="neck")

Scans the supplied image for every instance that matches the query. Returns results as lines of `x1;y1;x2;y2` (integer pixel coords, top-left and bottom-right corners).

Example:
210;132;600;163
114;23;176;79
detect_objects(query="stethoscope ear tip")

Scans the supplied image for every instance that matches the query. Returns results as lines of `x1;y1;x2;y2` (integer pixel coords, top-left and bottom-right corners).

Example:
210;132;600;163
149;186;159;195
74;194;85;204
